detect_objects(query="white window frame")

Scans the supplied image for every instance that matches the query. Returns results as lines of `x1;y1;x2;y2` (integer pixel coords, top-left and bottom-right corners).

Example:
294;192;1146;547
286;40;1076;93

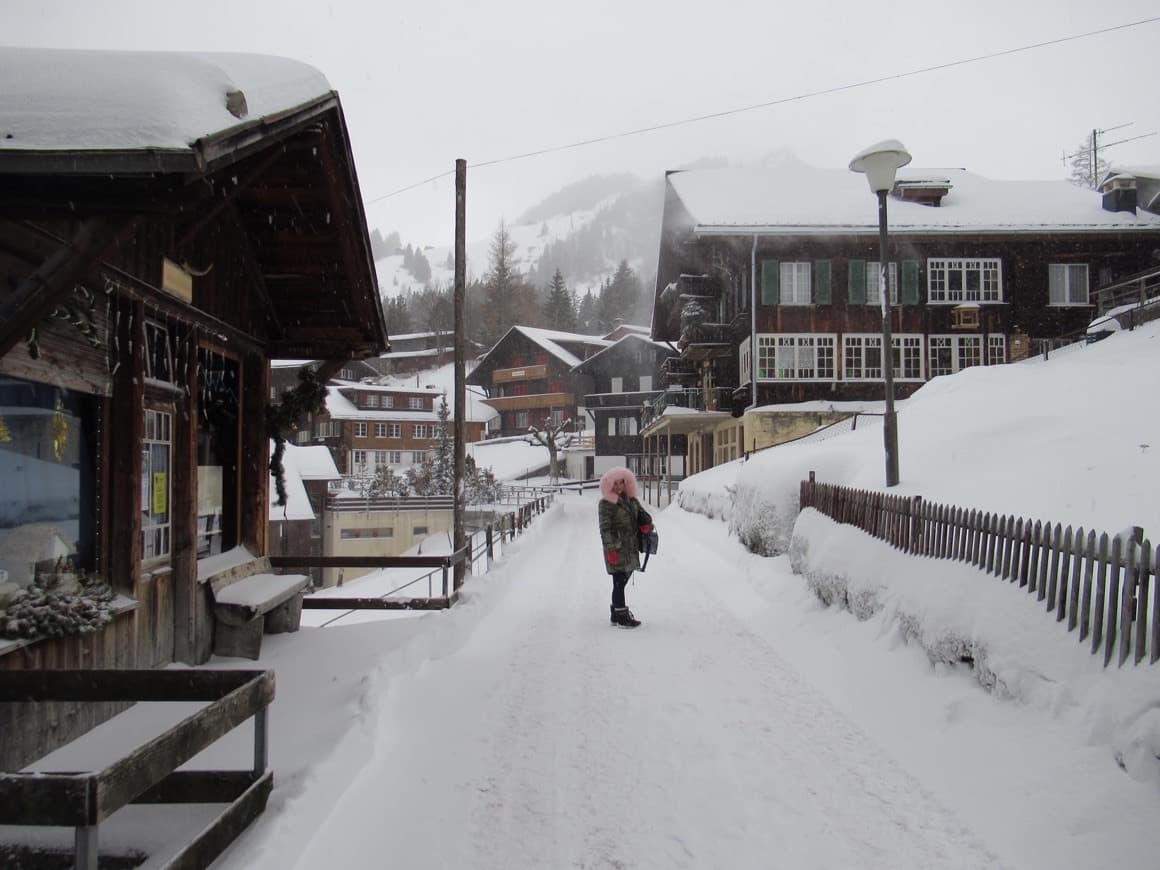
639;375;652;391
928;334;989;377
988;334;1007;364
1048;263;1090;306
351;449;368;473
375;423;388;438
779;262;812;305
383;396;395;409
610;376;624;393
755;334;836;381
515;411;529;429
409;397;424;410
412;424;432;439
373;450;388;465
928;258;1003;304
388;451;402;464
387;423;401;439
354;422;367;438
866;262;899;306
365;394;379;408
142;408;172;561
843;334;923;381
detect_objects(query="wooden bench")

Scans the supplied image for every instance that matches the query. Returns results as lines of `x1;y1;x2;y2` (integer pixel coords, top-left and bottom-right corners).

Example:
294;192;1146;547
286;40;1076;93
206;555;311;660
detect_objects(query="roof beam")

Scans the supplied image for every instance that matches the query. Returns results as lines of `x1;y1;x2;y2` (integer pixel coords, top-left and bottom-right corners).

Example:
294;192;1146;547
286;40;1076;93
0;217;134;359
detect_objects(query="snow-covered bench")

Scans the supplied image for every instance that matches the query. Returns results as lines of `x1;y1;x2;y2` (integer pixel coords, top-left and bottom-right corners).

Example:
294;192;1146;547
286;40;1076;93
207;556;311;660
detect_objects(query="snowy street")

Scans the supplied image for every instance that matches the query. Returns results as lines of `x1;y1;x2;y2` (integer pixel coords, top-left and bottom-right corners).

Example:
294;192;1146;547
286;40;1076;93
214;492;1159;870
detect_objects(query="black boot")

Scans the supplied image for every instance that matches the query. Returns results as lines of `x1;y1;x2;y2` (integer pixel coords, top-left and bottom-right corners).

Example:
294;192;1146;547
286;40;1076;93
610;605;617;625
612;607;641;628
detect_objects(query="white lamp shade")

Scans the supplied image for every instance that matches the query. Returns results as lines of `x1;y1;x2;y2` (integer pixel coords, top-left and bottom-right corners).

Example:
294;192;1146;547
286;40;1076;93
849;139;912;193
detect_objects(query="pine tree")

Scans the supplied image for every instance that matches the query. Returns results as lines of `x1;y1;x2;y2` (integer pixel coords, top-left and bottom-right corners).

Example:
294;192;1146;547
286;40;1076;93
384;295;411;334
597;260;641;331
482;221;520;345
576;289;598;333
542;269;576;331
432;395;455;495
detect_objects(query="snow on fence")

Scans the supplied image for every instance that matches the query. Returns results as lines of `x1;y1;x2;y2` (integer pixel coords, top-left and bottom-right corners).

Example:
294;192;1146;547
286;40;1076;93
799;474;1159;668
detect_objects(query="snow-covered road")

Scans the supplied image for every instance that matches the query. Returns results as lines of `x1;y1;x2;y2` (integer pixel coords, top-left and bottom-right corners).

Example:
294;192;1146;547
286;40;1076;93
269;495;1006;869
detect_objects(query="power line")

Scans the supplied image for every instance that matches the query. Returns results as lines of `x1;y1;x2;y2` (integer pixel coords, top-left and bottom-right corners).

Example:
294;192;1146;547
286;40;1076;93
365;15;1160;208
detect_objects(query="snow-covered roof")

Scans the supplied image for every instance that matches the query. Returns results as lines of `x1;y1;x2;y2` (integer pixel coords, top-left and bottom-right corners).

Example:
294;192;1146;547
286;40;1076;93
508;326;610;368
269;442;315;523
0;46;332;154
285;443;341;481
571;333;676;372
334;380;443;395
668;157;1160;235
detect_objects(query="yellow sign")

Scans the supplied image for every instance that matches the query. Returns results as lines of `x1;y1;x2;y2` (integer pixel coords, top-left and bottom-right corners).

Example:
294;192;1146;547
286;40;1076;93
153;472;168;515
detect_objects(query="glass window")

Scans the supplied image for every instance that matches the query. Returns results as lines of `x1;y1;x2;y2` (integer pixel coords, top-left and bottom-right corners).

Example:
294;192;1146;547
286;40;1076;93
843;334;923;381
375;423;388;438
639;375;652;391
354;423;367;438
928;259;1003;303
1048;264;1090;306
142;408;172;562
865;263;899;306
611;377;623;393
0;377;97;587
928;335;985;377
197;349;238;557
756;334;835;380
779;262;812;305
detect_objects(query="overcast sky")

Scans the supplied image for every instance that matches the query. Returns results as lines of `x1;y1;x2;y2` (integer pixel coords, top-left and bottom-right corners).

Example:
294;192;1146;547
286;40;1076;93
4;1;1159;247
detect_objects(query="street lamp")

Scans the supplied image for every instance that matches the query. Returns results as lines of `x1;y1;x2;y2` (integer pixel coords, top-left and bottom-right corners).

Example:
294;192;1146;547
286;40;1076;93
850;139;911;488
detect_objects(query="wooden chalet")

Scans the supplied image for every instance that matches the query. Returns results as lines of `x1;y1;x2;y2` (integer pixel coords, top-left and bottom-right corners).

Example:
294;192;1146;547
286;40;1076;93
0;47;387;768
650;157;1160;471
569;333;678;479
467;326;608;437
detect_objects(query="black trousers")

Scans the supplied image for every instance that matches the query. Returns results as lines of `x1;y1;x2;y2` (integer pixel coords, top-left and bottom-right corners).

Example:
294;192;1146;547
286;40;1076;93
611;571;629;608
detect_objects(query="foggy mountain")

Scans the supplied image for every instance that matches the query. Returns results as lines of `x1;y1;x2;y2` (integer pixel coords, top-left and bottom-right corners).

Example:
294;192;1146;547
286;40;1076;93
373;172;665;304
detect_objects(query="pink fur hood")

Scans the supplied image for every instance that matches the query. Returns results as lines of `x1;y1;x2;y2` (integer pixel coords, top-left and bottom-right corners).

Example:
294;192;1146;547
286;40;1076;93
599;466;638;503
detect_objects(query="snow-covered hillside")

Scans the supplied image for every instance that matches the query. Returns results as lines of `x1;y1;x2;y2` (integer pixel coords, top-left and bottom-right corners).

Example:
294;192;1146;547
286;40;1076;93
375;174;662;299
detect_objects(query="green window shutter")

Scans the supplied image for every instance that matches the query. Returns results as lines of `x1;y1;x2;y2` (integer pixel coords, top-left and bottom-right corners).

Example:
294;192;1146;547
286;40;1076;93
848;260;867;305
902;259;920;305
813;260;832;304
761;260;780;305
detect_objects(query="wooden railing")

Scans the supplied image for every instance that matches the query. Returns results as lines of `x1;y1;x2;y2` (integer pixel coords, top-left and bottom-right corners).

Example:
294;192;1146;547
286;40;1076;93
0;669;275;869
800;474;1158;667
271;496;554;624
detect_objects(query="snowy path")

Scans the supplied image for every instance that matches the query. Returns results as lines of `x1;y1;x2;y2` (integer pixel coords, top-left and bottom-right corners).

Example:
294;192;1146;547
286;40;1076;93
262;494;1005;870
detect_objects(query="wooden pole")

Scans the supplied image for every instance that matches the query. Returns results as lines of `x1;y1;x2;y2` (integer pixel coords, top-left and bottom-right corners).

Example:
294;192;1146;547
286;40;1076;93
454;159;467;590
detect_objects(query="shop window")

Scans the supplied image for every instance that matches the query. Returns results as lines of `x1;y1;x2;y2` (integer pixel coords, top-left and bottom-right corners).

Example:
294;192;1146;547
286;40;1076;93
0;376;98;587
142;408;172;562
197;349;239;557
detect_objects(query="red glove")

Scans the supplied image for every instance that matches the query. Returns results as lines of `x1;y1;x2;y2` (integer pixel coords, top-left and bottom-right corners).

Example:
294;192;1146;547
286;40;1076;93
607;550;619;566
640;524;651;534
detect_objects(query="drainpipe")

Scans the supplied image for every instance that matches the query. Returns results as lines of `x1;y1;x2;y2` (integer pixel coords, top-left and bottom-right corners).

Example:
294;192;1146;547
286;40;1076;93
746;234;758;415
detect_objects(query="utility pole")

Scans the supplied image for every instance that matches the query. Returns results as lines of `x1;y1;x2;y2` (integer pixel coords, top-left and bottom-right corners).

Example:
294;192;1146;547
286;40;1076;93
453;159;466;589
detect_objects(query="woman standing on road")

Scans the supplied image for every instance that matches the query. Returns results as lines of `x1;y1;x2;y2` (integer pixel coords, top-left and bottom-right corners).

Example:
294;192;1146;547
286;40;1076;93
597;466;649;628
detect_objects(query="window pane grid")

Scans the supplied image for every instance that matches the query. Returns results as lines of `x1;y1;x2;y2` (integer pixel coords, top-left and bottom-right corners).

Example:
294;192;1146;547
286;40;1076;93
928;258;1002;303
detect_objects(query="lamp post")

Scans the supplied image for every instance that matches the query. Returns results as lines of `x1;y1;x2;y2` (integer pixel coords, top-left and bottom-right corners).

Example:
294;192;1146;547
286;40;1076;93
849;139;911;488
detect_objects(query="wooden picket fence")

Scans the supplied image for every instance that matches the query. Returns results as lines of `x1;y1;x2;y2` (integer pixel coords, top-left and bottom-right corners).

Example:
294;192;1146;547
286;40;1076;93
799;473;1159;668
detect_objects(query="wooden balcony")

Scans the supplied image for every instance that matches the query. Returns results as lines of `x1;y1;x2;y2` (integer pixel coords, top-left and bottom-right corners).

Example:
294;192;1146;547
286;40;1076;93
483;392;574;412
492;364;548;384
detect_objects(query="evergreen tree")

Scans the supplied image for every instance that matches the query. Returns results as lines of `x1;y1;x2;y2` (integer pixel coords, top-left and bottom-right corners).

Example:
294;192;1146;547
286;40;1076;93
432;395;454;495
360;464;410;499
542;269;576;331
481;221;520;345
405;453;435;495
576;289;598;333
597;260;641;331
384;294;411;335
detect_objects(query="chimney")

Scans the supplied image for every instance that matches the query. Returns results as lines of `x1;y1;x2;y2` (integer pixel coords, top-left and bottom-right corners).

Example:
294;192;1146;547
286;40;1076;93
891;177;952;207
1100;174;1138;213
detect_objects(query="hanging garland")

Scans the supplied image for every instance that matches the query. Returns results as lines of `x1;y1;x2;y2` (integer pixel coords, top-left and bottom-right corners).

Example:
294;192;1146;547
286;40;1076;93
267;365;329;506
26;284;101;360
